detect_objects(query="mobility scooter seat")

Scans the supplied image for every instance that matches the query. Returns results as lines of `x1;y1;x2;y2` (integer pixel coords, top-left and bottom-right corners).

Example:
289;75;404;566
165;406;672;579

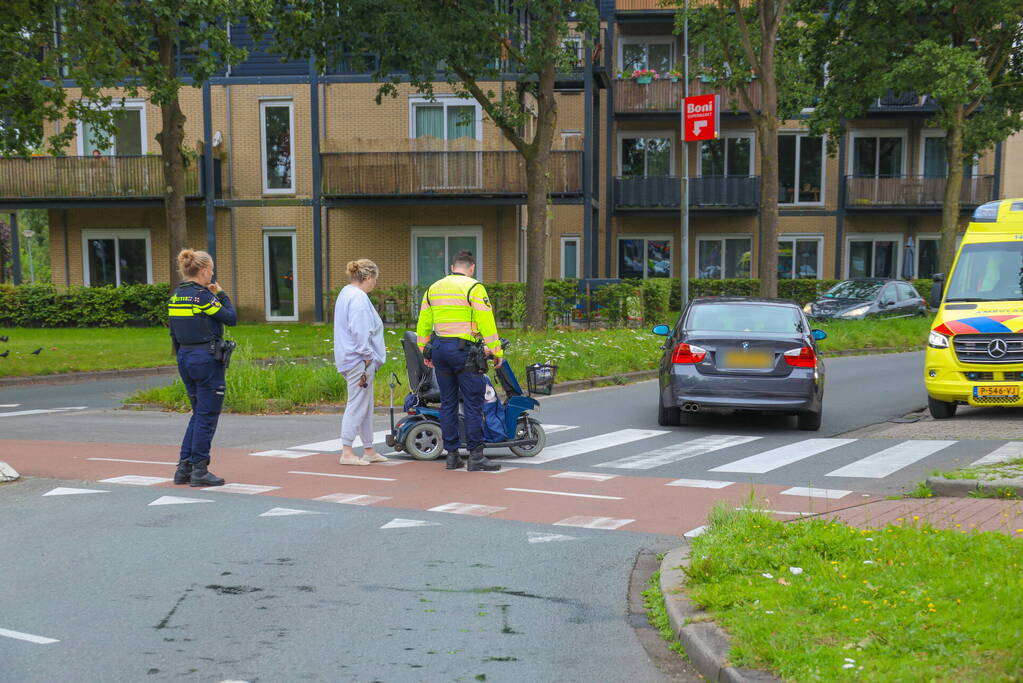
400;331;442;404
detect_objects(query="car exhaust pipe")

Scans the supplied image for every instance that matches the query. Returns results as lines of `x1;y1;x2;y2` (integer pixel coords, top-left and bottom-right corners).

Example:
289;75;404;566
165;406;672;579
682;402;701;412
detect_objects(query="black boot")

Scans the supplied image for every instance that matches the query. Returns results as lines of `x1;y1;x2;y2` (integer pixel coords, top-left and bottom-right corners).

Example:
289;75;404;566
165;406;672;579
467;450;500;472
445;451;464;470
189;458;225;487
173;459;193;485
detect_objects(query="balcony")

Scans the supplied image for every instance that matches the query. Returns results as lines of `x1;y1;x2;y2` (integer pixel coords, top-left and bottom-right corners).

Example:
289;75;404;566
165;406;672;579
321;151;583;200
615;78;760;114
614;175;760;211
844;175;995;210
0;155;214;204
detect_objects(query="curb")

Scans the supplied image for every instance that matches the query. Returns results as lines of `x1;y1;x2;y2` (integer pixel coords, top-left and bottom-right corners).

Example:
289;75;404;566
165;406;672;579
0;365;177;388
926;475;1023;498
659;547;781;683
548;368;658;394
0;461;20;482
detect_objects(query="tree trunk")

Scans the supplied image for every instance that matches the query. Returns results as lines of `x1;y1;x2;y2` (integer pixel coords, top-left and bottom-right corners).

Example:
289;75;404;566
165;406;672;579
155;32;188;284
939;113;965;276
755;27;780;298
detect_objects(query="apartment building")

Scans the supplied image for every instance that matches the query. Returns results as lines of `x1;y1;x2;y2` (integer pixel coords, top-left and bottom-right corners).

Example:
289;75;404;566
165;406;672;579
0;4;1017;321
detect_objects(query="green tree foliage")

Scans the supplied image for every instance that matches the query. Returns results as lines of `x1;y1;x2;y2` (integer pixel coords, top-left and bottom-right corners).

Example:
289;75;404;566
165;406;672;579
802;0;1023;273
269;0;599;329
677;0;815;298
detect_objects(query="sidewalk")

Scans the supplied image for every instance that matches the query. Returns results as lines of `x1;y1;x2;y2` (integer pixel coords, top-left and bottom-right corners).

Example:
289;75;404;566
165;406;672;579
809;495;1023;534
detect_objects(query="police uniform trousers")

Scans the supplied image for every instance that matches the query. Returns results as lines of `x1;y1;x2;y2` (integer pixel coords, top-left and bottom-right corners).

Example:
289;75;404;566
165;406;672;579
177;346;226;464
432;337;486;454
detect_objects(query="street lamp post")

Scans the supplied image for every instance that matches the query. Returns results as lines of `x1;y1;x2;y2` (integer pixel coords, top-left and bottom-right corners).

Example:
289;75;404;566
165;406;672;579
22;229;35;284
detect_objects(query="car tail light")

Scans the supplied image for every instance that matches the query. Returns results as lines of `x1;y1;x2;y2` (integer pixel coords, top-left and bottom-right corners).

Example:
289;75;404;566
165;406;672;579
783;346;817;368
672;343;707;364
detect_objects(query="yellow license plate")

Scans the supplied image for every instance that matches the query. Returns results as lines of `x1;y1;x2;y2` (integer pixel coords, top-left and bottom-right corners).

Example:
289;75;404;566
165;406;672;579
721;350;774;369
974;385;1019;398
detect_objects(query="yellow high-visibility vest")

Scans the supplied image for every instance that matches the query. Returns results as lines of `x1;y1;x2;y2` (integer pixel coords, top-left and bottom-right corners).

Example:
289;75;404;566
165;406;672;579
416;274;502;357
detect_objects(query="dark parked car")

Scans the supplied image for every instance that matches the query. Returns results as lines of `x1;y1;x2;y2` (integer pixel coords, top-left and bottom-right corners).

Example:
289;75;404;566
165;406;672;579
804;278;926;320
652;298;827;431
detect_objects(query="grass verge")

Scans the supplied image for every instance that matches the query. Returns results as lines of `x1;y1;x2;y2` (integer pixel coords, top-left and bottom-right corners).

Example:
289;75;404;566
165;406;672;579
641;570;686;657
684;504;1023;682
933;457;1023;483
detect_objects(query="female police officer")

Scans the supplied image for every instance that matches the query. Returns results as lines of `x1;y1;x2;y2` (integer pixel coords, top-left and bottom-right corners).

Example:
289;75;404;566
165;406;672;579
169;249;237;487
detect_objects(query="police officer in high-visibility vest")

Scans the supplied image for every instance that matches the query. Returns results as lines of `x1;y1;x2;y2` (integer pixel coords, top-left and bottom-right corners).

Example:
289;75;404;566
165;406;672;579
168;249;237;487
417;250;503;472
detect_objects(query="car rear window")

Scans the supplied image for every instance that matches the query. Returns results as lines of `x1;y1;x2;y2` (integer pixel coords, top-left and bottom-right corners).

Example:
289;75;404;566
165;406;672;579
688;304;803;334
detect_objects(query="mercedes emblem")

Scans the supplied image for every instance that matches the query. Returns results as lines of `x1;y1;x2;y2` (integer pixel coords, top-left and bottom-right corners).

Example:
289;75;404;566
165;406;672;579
987;338;1008;359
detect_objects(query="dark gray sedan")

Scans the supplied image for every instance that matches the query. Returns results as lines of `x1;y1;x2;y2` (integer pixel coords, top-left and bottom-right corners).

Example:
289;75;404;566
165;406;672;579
805;278;926;320
652;297;827;431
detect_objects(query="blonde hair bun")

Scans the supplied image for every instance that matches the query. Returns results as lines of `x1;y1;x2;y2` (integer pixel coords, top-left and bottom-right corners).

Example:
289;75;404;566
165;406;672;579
177;248;213;279
347;258;379;282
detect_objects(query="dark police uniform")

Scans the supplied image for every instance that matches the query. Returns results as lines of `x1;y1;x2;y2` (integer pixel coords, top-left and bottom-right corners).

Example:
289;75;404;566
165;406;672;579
168;281;237;486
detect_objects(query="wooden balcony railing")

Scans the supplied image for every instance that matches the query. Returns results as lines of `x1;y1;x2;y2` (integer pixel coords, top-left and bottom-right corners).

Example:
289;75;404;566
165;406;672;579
615;175;760;209
321;151;583;197
0;155;206;200
845;175;995;209
615;78;760;114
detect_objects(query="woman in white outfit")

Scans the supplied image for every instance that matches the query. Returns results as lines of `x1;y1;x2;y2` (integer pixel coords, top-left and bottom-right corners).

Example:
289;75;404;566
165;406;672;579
334;259;387;466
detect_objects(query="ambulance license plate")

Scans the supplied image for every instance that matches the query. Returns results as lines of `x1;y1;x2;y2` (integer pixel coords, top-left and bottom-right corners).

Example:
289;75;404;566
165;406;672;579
974;385;1019;398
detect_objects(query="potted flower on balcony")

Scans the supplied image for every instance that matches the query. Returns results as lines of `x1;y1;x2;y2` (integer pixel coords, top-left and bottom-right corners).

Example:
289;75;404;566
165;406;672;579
667;66;684;83
632;68;659;84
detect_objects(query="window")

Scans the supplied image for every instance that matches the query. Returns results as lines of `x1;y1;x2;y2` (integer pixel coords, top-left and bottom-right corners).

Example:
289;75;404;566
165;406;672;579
779;133;823;204
778;236;822;279
619;37;674;74
697;236;752;279
619;133;673;177
921;132;978;179
81;229;151;286
410;98;482;189
412;227;482;287
700;134;753;177
846;235;901;279
618;236;671;279
561;236;580;279
77;101;146;156
915;235;939;279
689;303;802;334
264;230;297;321
260;100;294;193
946;242;1023;302
895;281;918;301
850;132;905;177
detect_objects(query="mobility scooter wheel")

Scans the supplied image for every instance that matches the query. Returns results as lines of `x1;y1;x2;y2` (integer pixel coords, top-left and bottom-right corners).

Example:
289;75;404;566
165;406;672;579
404;422;444;460
510;418;546;457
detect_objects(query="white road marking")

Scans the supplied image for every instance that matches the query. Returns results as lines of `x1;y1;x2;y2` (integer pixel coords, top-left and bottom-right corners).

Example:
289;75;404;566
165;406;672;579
553;515;634;530
0;406;87;418
666;478;734;489
780;486;852;500
0;404;21;408
259;507;324;517
597;434;762;470
88;458;175;466
99;475;172;486
521;429;669;465
826;440;956;478
290;430;392;452
380;518;441;529
542;424;579;435
316;493;391;506
683;525;708;538
550;471;618;482
527;532;576;543
970;442;1023;467
0;627;59;645
427;502;506;516
249;449;315;459
289;470;397;482
736;507;812;516
505;487;624;501
42;487;108;497
711;438;857;474
149;496;214;506
203;483;280;495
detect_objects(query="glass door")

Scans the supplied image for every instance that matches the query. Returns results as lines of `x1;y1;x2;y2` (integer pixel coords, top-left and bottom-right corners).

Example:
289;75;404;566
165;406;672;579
413;231;481;288
264;231;297;321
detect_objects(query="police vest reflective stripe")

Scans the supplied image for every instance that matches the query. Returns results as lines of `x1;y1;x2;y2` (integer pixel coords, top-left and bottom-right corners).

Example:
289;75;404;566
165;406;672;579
415;274;502;357
168;296;224;317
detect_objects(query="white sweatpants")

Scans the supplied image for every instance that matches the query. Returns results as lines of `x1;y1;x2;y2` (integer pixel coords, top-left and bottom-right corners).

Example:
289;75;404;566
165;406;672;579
340;364;375;448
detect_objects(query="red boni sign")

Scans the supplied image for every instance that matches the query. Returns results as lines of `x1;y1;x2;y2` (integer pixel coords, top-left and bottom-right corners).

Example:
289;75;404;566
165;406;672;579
682;94;719;142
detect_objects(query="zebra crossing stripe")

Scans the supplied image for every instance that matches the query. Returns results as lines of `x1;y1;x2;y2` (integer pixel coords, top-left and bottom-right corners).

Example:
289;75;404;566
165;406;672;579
780;486;851;499
710;438;856;474
596;434;762;470
520;429;669;465
290;430;393;452
826;440;955;478
970;442;1023;467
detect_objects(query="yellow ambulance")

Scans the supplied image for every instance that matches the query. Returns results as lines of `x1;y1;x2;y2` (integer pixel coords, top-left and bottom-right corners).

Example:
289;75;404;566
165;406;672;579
925;198;1023;418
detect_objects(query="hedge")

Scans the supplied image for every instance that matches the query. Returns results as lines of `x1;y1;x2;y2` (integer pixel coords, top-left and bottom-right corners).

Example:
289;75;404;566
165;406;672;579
0;284;170;327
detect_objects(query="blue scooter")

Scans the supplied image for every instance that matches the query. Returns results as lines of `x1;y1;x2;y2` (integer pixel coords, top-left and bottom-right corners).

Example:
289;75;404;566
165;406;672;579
385;332;547;460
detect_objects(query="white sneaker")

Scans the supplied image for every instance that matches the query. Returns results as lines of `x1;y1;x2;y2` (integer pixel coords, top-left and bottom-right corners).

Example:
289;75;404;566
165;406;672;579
339;454;370;466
